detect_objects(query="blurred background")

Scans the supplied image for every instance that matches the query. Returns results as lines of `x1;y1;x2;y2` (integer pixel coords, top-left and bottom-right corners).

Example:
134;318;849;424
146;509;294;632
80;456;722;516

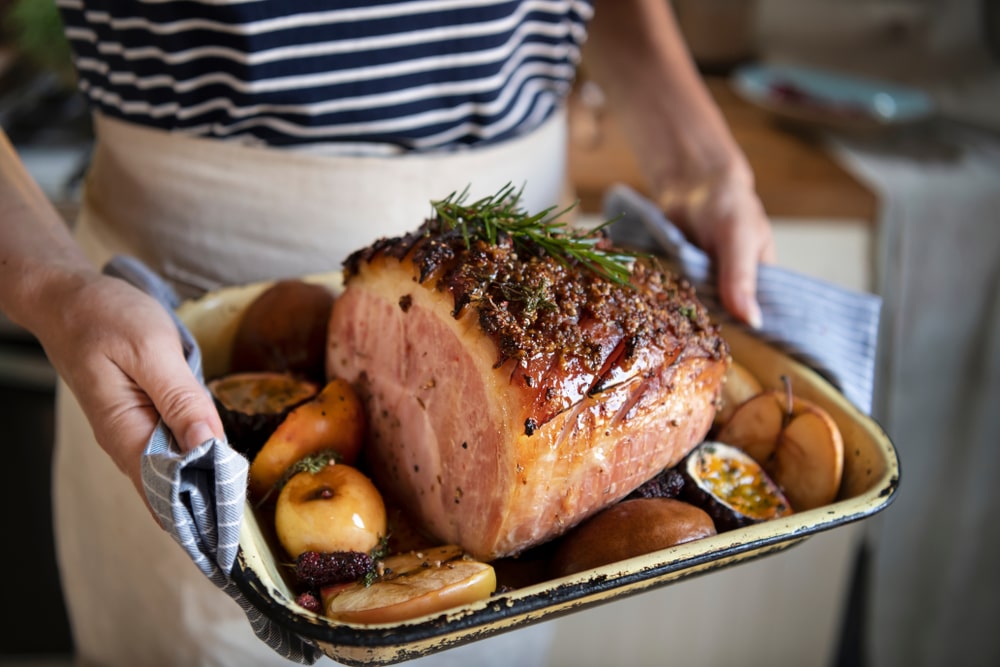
1;0;997;666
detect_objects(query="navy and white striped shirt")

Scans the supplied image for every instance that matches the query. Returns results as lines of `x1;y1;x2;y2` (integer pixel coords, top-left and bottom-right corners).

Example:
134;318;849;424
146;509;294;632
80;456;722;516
57;0;593;154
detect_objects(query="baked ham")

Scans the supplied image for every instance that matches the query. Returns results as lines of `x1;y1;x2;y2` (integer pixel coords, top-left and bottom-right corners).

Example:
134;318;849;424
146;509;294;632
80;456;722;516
327;196;728;560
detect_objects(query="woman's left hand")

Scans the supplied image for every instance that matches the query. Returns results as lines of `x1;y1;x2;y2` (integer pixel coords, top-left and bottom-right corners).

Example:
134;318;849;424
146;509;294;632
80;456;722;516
658;156;775;329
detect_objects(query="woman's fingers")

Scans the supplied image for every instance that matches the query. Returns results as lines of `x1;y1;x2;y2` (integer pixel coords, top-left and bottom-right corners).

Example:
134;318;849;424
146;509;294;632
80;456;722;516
661;168;776;328
713;206;774;329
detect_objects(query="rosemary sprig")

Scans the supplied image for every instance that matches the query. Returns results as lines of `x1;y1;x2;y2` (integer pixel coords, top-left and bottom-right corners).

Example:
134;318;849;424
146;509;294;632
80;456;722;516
430;183;638;286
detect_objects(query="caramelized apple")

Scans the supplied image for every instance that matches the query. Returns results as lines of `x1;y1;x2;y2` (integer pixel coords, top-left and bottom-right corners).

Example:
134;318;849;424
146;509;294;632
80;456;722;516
321;545;496;624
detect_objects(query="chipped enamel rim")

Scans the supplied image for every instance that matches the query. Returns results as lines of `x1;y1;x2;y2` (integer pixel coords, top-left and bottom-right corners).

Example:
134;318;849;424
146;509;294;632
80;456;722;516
177;272;900;667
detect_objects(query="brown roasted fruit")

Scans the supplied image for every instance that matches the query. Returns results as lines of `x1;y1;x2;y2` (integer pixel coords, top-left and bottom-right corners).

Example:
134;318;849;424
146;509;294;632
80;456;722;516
679;441;793;532
321;545;496;624
713;360;764;428
549;498;717;578
230;279;336;382
715;387;844;510
207;371;319;459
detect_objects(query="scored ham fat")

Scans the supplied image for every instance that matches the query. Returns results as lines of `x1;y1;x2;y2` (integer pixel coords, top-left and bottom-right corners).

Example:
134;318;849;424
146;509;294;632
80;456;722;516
327;222;728;560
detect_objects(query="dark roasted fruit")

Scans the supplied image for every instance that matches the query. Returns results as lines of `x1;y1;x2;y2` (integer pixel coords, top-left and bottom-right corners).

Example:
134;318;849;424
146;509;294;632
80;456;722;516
295;591;322;614
295;550;374;588
230;279;335;383
625;466;686;501
680;441;793;532
207;371;319;459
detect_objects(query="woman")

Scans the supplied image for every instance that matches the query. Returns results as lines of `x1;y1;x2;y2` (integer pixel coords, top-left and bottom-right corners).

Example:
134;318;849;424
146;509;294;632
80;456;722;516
0;1;773;664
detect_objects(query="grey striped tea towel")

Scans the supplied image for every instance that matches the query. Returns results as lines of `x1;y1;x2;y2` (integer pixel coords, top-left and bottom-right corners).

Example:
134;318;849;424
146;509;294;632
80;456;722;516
603;184;881;415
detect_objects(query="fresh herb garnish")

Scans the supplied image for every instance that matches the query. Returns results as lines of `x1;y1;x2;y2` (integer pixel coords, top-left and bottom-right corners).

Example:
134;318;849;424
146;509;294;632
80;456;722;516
431;183;638;286
363;535;392;587
254;449;342;509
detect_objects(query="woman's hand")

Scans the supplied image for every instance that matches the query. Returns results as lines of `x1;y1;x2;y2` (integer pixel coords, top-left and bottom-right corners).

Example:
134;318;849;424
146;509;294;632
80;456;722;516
584;0;776;327
0;130;224;524
657;158;775;328
32;269;226;517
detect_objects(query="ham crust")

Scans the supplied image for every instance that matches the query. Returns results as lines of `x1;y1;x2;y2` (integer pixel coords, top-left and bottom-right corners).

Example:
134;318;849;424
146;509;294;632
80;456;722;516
327;224;728;560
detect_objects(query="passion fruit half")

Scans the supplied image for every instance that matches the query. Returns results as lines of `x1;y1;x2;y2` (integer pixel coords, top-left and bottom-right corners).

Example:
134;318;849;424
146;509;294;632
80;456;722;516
208;371;319;459
680;441;793;532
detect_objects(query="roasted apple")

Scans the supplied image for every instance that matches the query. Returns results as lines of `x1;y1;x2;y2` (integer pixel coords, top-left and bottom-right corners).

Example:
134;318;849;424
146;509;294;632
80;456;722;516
249;377;367;501
679;441;793;532
321;545;496;624
208;371;319;459
549;497;717;577
715;385;844;510
274;462;387;559
230;279;336;383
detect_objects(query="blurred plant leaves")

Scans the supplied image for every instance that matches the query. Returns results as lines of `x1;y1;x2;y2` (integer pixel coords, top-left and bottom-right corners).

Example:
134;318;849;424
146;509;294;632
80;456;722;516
6;0;75;83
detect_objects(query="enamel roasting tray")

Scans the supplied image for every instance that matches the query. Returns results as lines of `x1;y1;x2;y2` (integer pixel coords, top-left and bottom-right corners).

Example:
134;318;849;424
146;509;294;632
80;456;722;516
177;272;900;666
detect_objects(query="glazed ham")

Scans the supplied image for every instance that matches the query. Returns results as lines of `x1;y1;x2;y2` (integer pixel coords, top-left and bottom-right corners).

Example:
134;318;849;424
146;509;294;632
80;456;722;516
327;207;728;560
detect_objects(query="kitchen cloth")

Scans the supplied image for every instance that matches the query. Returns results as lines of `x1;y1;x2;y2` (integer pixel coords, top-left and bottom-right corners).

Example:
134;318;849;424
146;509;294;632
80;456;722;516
111;185;881;663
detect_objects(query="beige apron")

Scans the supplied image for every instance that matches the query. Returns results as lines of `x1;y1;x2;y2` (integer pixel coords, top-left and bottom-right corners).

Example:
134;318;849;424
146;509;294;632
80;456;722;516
54;111;568;667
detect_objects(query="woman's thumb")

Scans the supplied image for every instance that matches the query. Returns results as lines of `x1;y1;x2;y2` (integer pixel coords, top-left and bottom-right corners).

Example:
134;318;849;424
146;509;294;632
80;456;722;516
153;378;226;452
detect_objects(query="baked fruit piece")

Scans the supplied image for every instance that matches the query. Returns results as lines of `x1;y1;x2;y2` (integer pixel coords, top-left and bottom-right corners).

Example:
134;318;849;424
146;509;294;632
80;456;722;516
207;371;319;459
327;188;729;560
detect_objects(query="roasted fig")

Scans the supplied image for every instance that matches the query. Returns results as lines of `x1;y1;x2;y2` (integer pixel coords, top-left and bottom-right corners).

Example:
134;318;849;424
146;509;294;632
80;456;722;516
208;371;319;459
230;279;336;382
680;441;793;532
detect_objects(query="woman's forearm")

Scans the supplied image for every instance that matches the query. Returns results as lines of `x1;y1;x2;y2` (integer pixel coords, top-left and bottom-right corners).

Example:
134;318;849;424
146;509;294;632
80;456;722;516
583;0;773;328
583;0;750;198
0;129;96;334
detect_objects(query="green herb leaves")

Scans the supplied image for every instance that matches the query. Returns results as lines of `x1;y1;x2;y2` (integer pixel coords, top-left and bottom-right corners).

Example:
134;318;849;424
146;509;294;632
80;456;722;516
431;183;638;286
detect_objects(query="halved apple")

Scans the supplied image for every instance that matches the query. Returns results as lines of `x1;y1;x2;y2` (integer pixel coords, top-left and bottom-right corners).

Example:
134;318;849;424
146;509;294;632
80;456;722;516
713;360;765;428
321;545;496;624
772;406;845;511
714;387;844;511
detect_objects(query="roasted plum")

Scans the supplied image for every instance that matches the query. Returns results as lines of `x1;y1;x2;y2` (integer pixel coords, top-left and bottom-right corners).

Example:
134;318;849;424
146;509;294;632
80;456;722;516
549;498;717;578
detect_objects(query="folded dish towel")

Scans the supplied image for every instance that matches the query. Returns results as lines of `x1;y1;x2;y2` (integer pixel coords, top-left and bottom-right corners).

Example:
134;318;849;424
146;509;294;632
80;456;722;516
110;185;881;664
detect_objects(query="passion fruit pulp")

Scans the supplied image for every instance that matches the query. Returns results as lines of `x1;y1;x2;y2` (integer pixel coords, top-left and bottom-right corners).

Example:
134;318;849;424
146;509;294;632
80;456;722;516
680;441;793;532
208;371;319;459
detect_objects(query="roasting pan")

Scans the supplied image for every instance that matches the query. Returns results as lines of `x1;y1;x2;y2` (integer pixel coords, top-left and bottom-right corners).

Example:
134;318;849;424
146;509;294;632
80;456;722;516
177;271;900;666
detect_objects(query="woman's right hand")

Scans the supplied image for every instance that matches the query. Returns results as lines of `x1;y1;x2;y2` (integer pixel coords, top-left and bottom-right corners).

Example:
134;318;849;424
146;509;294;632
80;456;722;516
1;129;224;525
30;268;226;519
